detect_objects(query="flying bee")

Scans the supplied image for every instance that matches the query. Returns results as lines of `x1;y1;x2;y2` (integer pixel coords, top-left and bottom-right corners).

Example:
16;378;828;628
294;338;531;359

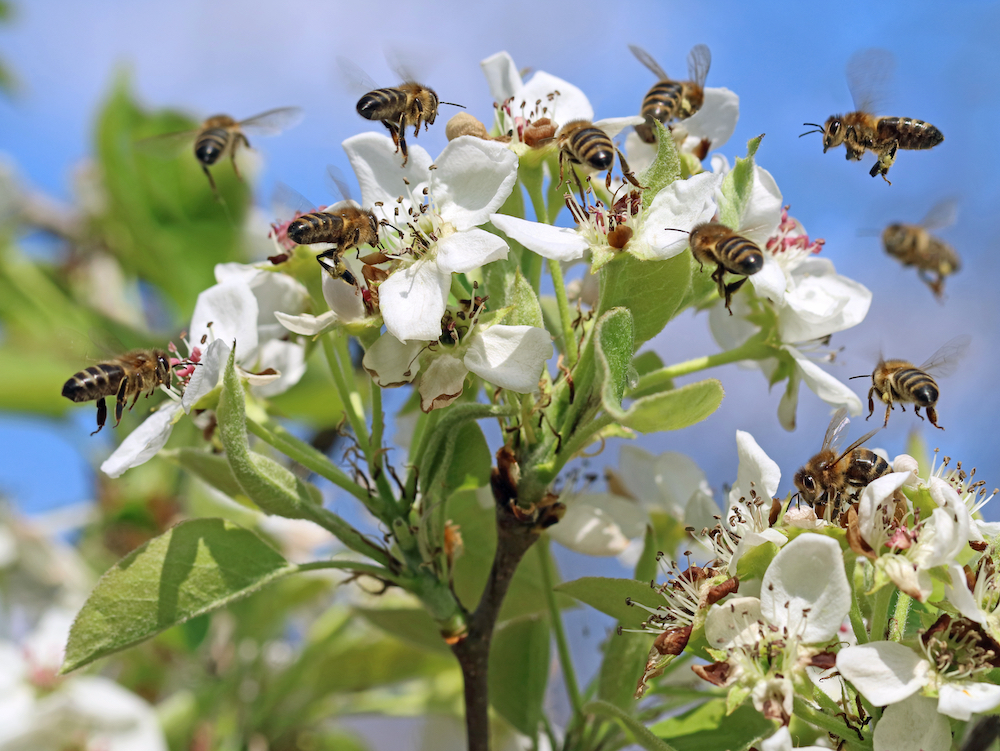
629;44;712;143
800;49;943;183
793;408;890;524
137;107;303;198
557;120;643;200
882;199;961;300
853;335;970;430
62;349;174;435
678;222;764;314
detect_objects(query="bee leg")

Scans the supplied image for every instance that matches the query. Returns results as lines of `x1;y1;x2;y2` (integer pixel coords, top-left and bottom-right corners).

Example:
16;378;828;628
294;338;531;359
413;98;424;138
883;401;891;428
230;133;250;182
866;387;876;420
616;148;645;190
114;376;129;427
202;165;221;202
913;405;923;421
91;398;108;436
926;406;944;430
397;130;410;167
722;276;748;316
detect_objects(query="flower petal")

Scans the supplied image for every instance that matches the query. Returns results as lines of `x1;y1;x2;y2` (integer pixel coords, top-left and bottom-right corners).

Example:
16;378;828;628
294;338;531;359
436;227;509;273
705;596;763;650
938;681;1000;721
623;131;659;175
778;259;872;343
873;696;952;751
519;70;593;126
785;346;862;415
322;272;366;322
682;87;739;148
731;430;781;502
761;534;849;643
464;325;552;392
418;354;467;411
546;492;647;556
431;137;518;231
638;171;720;260
100;401;183;478
594;116;647;139
480;51;522;103
747;254;786;304
944;563;985;624
378;259;450;343
652;451;714;519
275;310;338;337
182;338;229;412
857;472;911;547
248;271;309;346
489;213;588;261
250;340;306;398
362;334;423;387
189;280;259;363
343;132;432;221
738;166;782;245
837;642;929;706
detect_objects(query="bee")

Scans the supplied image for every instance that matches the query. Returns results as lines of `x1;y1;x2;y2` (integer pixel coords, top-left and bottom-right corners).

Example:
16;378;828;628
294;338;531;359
882;199;960;299
685;222;764;314
138;107;303;197
800;49;943;183
557;120;643;199
629;44;712;143
793;408;890;523
855;336;970;430
62;349;173;435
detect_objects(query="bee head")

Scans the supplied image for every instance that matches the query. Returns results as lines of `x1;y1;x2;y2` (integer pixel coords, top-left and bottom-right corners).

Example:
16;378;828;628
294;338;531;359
156;352;172;384
822;116;845;151
793;466;820;504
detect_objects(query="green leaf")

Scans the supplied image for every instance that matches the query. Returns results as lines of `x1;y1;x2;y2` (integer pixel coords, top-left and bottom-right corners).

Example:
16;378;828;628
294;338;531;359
218;345;323;519
598;251;692;347
355;607;452;655
489;615;550;737
585;700;680;751
718;135;763;230
598;631;652;710
502;270;545;329
161;448;245;500
555;576;662;630
63;518;293;672
633;526;660;582
633;350;665;378
442;421;492;494
596;307;635;412
611;380;725;434
639;121;681;210
650;698;774;751
735;540;780;581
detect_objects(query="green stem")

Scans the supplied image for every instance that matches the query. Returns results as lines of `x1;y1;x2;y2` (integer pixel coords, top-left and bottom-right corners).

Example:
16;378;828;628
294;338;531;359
550;414;613;476
548;259;578;367
870;585;894;642
537;538;584;718
405;408;442;503
322;333;370;453
302;504;397;570
888;590;912;642
634;337;772;395
793;698;873;751
295;559;398;581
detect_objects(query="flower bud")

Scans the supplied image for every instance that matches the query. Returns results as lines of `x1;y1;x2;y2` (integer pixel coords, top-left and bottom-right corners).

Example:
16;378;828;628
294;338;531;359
445;113;488;141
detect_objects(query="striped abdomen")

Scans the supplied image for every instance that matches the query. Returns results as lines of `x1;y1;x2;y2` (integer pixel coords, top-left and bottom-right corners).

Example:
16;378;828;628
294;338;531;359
567;127;614;171
194;127;231;166
357;88;409;122
287;212;345;245
636;81;685;142
876;118;944;150
843;449;891;493
716;235;764;276
892;367;939;407
62;364;125;403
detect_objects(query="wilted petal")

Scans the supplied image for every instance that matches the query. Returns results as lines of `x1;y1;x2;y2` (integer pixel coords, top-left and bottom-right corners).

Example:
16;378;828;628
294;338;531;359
464;325;552;392
518;71;593;126
418;355;467;411
938;681;1000;720
250;340;305;398
480;51;522;103
490;213;588;261
182;339;229;412
873;696;951;751
546;492;646;556
379;259;450;343
786;346;862;415
594;116;646;139
362;334;423;387
432;137;518;231
343;132;432;221
189;280;259;363
683;88;739;148
436;227;509;273
837;642;929;705
100;401;183;478
761;534;849;643
638;171;720;259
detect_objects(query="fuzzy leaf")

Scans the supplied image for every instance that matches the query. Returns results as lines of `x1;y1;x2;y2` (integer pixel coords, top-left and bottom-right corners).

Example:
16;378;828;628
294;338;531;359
489;615;550;737
598;252;692;347
161;448;245;500
355;607;451;655
555;576;662;630
596;307;635;412
639;120;681;210
612;379;725;434
598;631;652;710
63;518;293;672
718;135;762;229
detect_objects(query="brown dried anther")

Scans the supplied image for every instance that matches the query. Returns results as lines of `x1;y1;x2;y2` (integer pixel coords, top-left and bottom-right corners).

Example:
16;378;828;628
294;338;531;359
692;661;731;687
653;625;692;656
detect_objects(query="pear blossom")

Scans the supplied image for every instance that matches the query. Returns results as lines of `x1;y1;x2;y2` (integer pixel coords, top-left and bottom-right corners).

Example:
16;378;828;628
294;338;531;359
343;132;517;343
276;273;366;337
872;695;952;751
696;535;851;723
759;726;828;751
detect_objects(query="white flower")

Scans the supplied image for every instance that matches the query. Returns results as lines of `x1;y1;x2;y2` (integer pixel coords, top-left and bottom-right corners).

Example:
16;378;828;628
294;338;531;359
276;273;366;336
872;696;952;751
344;132;517;343
759;726;828;751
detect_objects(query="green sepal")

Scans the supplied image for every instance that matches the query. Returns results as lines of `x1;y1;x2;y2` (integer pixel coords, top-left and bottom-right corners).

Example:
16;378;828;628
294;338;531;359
639;120;681;210
718;135;763;230
726;683;753;716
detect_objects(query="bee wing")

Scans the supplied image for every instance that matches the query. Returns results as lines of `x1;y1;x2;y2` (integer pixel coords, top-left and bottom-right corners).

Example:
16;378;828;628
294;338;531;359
918;335;971;377
845;48;895;113
237;107;304;137
628;44;669;80
336;56;381;94
385;46;430;84
326;165;356;204
134;128;200;158
821;407;851;454
919;198;959;231
686;44;712;88
834;425;882;464
271;182;320;223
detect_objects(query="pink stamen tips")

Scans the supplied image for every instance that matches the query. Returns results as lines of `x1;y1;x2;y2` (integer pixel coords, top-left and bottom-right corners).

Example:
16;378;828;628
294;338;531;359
889;527;914;551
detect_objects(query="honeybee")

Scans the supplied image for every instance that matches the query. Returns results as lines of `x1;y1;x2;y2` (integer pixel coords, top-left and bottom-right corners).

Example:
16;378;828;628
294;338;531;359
793;408;890;523
882;199;960;299
629;44;711;143
685;222;764;314
800;49;943;183
62;349;173;435
856;335;970;430
557;120;643;198
138;107;303;197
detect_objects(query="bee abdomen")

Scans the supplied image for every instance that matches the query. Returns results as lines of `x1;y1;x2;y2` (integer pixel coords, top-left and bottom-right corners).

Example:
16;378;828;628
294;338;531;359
897;368;939;406
641;81;684;125
877;118;944;150
194;128;231;165
288;213;344;245
570;128;615;171
845;450;891;488
357;89;408;121
62;364;125;403
927;238;961;273
717;235;764;276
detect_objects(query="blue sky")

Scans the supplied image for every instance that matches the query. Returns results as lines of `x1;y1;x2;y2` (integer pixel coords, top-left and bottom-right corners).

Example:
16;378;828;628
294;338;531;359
1;0;999;520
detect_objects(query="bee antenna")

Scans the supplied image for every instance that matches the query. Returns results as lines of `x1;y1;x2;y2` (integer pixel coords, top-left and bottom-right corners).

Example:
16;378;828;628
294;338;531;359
439;101;466;109
848;374;869;380
662;227;689;234
802;123;822;128
798;128;823;138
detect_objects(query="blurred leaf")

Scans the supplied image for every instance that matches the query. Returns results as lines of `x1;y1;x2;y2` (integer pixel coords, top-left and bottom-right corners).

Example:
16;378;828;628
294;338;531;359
650;698;773;751
585;700;680;751
307;635;455;695
0;346;82;416
555;576;662;630
598;252;692;348
266;347;345;426
419;404;505;505
598;630;651;710
718;136;762;230
63;518;293;672
634;526;659;582
355;607;451;655
633;350;665;378
906;430;930;476
489;614;550;737
161;447;245;500
639;121;681;210
615;380;725;434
